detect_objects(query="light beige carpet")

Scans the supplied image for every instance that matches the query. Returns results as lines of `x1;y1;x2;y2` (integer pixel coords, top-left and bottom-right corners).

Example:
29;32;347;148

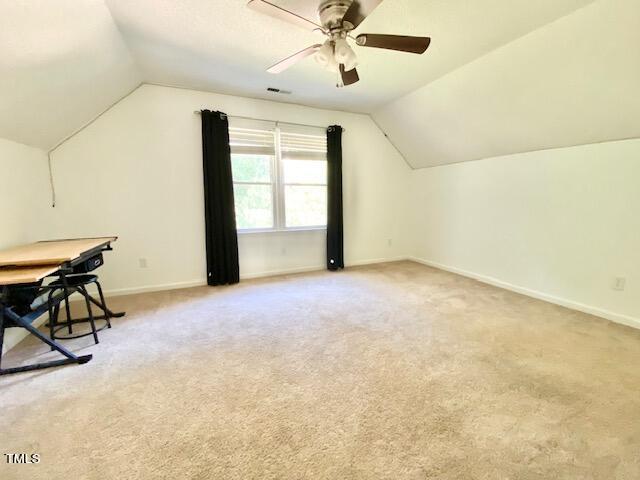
1;261;639;479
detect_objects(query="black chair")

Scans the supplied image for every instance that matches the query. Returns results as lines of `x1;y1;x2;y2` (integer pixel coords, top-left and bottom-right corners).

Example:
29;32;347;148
47;274;112;345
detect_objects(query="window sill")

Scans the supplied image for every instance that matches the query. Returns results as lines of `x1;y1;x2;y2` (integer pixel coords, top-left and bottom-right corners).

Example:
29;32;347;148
238;227;327;235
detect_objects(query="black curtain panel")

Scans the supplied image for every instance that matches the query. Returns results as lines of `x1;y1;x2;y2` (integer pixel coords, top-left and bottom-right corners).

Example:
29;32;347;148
326;125;344;271
201;110;240;285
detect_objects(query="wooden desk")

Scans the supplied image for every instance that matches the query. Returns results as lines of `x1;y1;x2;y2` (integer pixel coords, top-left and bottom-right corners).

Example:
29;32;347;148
0;237;117;268
0;265;61;286
0;237;123;375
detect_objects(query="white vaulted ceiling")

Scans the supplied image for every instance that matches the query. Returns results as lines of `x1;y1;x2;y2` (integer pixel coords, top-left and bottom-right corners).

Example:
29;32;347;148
373;0;640;167
103;0;592;114
1;0;639;168
0;0;141;149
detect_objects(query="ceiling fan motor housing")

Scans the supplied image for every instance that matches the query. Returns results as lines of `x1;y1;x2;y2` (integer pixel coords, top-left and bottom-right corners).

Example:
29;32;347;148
318;0;353;31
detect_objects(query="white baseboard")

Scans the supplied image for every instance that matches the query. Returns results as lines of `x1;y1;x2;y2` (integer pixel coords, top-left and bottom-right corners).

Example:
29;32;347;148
104;279;207;297
408;256;640;331
241;265;324;280
101;256;410;297
238;256;408;280
348;256;408;267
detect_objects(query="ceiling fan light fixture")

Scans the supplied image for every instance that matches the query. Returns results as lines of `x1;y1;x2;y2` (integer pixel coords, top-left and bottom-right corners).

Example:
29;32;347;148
315;40;340;73
334;38;358;71
314;40;334;68
326;53;340;73
250;0;431;87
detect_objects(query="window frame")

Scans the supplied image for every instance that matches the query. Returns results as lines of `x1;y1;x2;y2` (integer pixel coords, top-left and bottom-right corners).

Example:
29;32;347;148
231;125;327;233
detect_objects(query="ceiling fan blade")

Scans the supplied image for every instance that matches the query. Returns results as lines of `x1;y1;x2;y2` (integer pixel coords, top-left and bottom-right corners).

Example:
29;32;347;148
355;34;431;54
267;44;323;73
247;0;323;31
342;0;384;29
339;64;360;86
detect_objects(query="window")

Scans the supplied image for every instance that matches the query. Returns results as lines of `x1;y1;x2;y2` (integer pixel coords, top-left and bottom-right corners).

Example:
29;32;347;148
230;121;327;231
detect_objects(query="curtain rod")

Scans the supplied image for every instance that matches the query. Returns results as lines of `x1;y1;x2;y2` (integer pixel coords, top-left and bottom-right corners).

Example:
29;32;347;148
193;111;344;132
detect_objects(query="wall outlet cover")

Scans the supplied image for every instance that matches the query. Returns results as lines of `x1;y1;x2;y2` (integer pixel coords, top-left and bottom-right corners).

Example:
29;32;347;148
613;277;626;291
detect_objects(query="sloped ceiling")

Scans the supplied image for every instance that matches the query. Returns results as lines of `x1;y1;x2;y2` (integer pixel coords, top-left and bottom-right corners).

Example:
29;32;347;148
2;0;637;169
103;0;591;114
0;0;141;149
372;0;640;168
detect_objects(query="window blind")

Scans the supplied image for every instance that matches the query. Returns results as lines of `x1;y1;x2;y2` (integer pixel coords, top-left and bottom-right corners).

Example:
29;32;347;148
229;127;276;156
228;119;327;160
280;131;327;161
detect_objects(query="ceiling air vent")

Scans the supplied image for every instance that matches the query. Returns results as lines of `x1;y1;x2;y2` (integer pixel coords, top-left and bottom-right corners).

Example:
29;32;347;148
267;87;292;94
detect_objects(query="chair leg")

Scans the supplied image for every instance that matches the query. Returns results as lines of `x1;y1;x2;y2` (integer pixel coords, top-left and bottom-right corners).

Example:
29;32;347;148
53;303;60;335
95;281;111;329
80;286;99;345
47;289;63;345
48;294;56;351
49;300;61;345
63;287;73;335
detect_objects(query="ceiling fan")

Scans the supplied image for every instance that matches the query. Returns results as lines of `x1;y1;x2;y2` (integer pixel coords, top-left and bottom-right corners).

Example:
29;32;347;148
247;0;431;87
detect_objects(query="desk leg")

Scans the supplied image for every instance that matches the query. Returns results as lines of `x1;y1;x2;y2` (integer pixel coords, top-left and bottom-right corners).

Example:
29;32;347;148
0;309;92;376
12;313;84;359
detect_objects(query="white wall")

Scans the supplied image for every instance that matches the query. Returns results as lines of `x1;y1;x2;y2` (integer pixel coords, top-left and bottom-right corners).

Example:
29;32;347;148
407;139;640;328
46;84;411;295
0;137;50;248
0;137;51;353
11;81;637;345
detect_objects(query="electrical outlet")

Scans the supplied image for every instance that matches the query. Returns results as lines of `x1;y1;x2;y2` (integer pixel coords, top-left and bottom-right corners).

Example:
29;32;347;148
613;277;626;291
387;239;393;247
139;258;148;268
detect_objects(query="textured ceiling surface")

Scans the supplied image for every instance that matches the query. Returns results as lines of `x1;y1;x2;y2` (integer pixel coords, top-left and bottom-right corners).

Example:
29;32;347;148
2;0;637;169
104;0;592;114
